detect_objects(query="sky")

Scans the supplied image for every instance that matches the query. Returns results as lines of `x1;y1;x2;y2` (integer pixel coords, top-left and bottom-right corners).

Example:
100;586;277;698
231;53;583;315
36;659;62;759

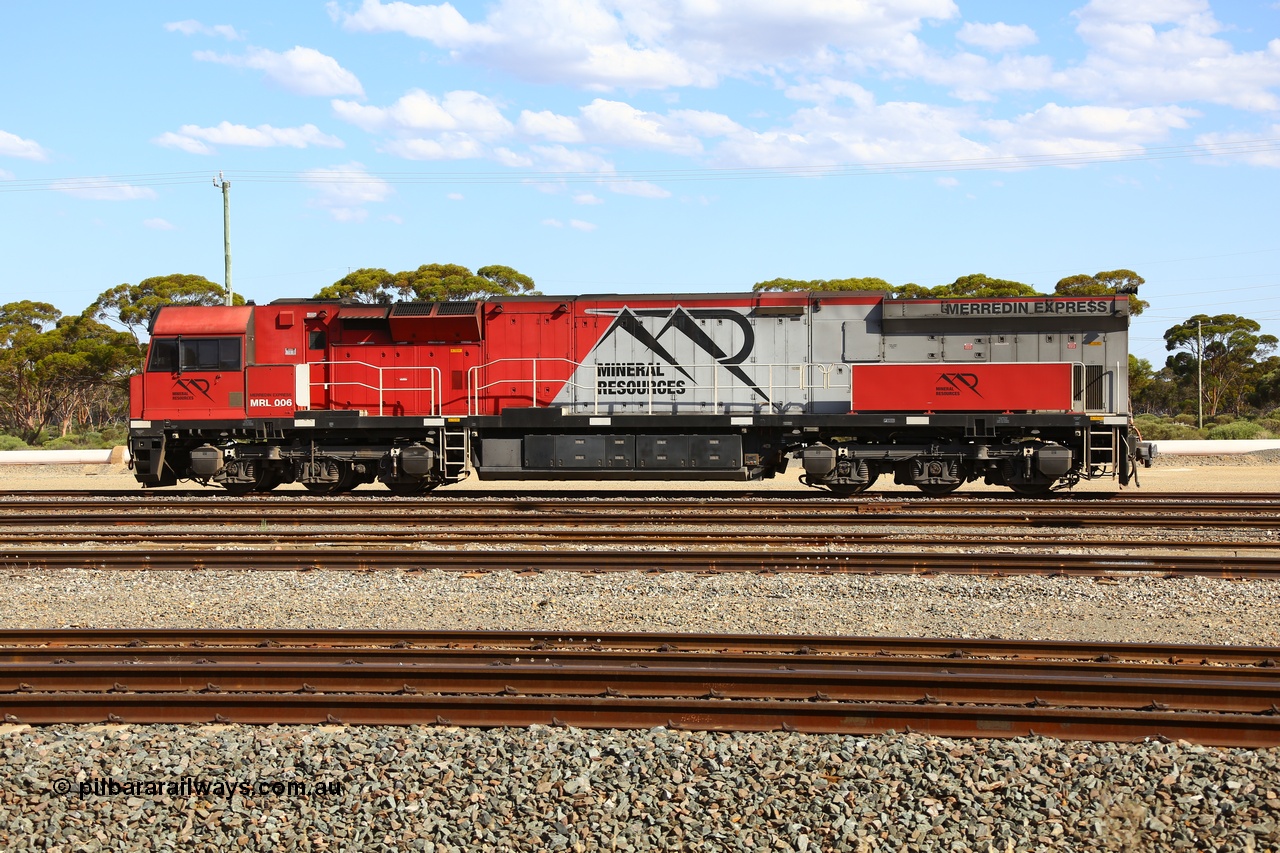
2;0;1279;368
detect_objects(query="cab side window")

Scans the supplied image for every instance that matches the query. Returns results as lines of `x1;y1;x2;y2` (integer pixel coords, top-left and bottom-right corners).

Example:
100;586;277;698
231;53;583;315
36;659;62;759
147;337;241;372
147;339;178;372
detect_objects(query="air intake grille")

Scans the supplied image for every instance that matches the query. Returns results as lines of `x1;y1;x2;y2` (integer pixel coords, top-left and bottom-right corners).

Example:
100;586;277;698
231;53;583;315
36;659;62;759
1084;364;1105;410
436;301;479;315
391;302;436;316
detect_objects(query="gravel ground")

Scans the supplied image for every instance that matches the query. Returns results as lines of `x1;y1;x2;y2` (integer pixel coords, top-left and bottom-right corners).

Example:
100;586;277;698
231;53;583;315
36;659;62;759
3;569;1279;647
1;458;1279;851
1;724;1277;852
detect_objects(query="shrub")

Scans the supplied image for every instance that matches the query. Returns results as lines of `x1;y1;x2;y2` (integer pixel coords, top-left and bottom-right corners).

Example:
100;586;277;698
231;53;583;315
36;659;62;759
1206;421;1275;440
1173;414;1197;426
1133;418;1205;440
0;435;29;451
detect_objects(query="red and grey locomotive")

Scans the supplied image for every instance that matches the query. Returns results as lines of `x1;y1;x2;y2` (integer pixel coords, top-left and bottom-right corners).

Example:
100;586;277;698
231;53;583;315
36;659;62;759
128;290;1148;496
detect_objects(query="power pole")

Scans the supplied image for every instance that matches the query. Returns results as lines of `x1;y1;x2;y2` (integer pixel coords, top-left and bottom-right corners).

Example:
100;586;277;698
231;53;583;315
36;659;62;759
1196;319;1203;430
214;172;232;306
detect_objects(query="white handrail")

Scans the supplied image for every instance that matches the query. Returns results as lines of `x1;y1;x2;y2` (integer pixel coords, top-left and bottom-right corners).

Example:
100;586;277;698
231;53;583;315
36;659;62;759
310;360;442;416
468;358;848;415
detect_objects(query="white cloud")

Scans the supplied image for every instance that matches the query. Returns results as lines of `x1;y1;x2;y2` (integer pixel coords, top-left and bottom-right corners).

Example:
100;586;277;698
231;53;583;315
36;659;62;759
334;89;512;161
579;99;702;155
333;0;499;46
333;89;511;134
384;135;488;160
1034;103;1194;137
517;110;584;143
333;0;958;90
936;176;959;188
51;179;158;201
713;97;991;171
785;79;877;108
154;122;344;154
569;219;597;231
0;168;13;180
513;101;738;155
447;192;464;200
165;20;242;40
606;180;671;199
493;147;534;168
986;103;1197;154
0;129;49;161
667;109;744;137
144;218;177;230
1060;1;1280;111
195;46;364;97
528;144;614;174
956;22;1038;52
573;192;603;205
542;218;564;227
1195;126;1280;167
152;132;212;155
302;162;394;221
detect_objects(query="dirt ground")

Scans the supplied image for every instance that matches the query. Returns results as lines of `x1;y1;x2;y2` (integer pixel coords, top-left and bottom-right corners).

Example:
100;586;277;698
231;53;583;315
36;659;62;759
0;451;1275;493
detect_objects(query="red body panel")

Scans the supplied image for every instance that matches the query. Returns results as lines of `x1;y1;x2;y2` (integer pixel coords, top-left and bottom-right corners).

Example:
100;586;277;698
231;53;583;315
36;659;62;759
140;369;247;420
253;306;308;367
129;374;143;420
473;299;576;415
850;363;1074;412
151;306;253;335
245;365;299;416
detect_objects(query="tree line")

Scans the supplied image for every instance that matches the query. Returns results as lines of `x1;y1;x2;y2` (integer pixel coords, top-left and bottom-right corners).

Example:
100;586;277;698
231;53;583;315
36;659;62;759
2;265;1276;445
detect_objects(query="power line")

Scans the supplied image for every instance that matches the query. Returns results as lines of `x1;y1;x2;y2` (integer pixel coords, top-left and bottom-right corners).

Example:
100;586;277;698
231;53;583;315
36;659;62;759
3;137;1278;192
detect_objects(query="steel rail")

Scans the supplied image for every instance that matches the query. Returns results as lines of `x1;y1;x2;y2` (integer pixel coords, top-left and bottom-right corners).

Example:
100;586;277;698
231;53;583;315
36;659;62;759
1;630;1276;665
2;687;1277;748
1;630;1278;746
2;660;1277;712
3;651;1278;690
4;490;1280;505
3;547;1278;577
1;506;1279;530
1;530;1276;553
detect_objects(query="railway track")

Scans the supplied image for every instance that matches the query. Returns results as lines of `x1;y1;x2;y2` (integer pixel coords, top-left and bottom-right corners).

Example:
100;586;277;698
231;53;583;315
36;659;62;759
1;631;1276;747
5;489;1280;504
3;546;1279;576
3;529;1277;553
3;492;1276;575
2;494;1280;529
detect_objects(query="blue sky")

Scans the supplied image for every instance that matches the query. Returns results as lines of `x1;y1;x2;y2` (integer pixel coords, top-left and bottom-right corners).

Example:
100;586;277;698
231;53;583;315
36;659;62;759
2;0;1279;367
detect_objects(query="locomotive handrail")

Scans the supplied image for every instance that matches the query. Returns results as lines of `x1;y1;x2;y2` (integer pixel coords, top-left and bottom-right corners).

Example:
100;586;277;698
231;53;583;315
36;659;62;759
467;358;588;416
468;358;850;416
310;360;441;416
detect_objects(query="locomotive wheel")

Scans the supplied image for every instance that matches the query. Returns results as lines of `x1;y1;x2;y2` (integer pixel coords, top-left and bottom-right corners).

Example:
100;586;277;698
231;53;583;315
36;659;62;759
221;467;286;495
255;470;285;493
827;472;878;496
302;460;362;495
915;481;962;496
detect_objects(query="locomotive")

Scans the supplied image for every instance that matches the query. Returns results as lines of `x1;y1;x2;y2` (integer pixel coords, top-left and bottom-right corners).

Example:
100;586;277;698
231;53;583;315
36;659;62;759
128;290;1149;496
